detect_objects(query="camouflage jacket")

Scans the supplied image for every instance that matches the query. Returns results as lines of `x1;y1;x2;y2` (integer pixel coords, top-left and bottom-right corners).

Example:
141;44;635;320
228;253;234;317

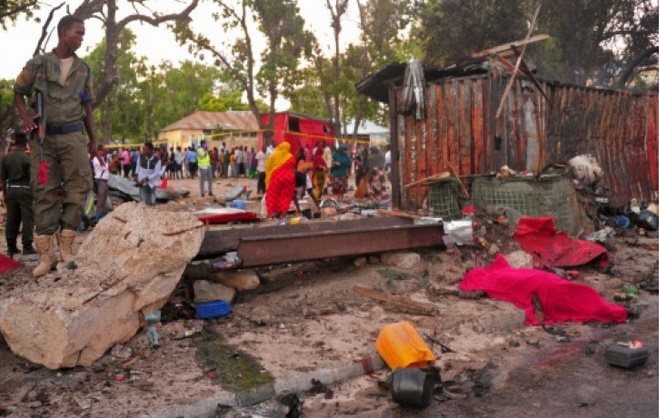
13;51;94;125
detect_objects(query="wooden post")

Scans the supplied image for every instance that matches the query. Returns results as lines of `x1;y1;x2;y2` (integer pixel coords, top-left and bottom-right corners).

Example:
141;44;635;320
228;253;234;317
389;83;401;209
495;4;542;119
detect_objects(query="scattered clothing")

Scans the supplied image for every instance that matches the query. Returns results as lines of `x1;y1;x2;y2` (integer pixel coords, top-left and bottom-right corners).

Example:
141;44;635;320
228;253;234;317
513;216;609;268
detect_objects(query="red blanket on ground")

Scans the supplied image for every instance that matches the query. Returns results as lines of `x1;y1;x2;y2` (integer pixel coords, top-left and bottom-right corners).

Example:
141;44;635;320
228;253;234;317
459;254;627;326
198;212;260;224
512;216;609;268
0;254;23;274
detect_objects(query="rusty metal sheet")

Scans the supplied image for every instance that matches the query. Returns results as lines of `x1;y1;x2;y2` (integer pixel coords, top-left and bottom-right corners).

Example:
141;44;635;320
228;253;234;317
237;223;444;267
197;217;415;259
393;72;658;210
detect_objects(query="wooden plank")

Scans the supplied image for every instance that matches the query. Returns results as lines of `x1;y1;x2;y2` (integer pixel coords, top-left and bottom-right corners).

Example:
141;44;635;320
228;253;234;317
459;80;471;175
404;170;451;188
378;209;424;219
471;33;549;59
472;78;484;174
495;4;542;119
389;84;401;208
509;45;552;104
353;286;438;316
445;159;470;199
441;83;450;168
496;55;523;74
448;80;458;167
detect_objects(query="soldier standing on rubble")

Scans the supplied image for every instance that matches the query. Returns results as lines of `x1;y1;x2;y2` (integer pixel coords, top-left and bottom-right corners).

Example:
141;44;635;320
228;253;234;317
0;131;36;258
13;15;96;277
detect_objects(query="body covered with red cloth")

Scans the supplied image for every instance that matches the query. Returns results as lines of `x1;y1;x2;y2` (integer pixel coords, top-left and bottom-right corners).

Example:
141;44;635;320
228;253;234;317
459;254;627;326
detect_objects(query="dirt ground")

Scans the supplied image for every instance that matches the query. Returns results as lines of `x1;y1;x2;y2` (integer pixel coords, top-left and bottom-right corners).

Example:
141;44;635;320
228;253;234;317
0;175;657;418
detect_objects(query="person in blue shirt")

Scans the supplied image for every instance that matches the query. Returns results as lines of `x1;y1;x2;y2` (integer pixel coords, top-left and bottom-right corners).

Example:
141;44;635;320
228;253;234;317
185;146;198;179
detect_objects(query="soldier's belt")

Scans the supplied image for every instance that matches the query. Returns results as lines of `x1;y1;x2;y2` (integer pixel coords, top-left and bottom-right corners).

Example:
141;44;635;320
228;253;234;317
46;122;82;135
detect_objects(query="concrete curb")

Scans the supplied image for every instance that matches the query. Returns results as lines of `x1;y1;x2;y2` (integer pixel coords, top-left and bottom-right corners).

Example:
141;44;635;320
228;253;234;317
143;353;385;418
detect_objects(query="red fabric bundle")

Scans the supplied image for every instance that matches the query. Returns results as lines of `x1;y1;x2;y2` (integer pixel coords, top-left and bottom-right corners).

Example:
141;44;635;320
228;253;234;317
513;216;609;268
0;254;23;274
459;254;627;326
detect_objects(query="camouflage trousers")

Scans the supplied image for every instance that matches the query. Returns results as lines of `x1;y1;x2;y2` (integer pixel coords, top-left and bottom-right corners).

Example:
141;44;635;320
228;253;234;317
29;131;92;235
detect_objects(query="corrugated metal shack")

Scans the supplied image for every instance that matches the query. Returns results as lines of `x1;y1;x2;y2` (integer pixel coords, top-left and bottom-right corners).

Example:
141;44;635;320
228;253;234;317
356;60;658;210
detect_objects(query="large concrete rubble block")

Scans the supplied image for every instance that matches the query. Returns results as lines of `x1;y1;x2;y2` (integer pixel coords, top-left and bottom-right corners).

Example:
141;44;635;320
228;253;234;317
0;202;204;369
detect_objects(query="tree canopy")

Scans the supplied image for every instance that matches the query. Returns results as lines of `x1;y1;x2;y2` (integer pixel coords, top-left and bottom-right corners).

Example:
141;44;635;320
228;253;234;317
416;0;658;89
0;0;39;29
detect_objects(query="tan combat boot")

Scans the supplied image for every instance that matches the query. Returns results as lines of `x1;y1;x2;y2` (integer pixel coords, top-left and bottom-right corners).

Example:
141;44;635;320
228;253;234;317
58;229;77;263
33;234;57;278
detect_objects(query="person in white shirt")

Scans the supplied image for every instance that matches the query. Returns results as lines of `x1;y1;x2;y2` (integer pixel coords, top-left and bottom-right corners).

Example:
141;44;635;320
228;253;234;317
92;145;110;216
234;146;245;177
255;145;268;196
135;142;162;206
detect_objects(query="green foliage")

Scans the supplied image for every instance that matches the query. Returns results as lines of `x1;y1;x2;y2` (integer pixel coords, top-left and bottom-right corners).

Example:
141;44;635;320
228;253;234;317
84;30;239;143
86;30;144;143
533;0;658;87
0;79;16;133
418;0;527;67
286;0;414;132
0;0;39;30
199;91;248;112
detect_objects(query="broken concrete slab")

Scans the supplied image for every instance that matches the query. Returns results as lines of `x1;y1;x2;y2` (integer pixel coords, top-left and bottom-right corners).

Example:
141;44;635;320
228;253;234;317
0;202;204;369
193;280;236;303
381;251;421;270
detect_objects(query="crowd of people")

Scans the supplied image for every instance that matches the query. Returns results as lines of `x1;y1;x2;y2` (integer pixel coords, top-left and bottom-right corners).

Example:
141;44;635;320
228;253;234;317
262;140;391;219
99;139;392;220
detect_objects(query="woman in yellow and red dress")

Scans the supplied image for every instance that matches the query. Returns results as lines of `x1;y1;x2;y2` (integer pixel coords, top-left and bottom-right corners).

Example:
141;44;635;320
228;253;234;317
265;142;296;219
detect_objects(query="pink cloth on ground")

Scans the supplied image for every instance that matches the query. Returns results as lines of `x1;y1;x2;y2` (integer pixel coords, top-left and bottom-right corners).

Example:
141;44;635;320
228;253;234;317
459;254;627;326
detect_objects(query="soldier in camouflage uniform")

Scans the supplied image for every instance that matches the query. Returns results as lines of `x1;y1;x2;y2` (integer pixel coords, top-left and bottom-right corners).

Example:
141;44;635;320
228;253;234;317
13;15;96;277
0;131;36;258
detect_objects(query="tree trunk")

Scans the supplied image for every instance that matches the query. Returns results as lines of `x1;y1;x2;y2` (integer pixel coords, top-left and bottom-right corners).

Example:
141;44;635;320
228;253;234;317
615;46;658;89
94;0;120;109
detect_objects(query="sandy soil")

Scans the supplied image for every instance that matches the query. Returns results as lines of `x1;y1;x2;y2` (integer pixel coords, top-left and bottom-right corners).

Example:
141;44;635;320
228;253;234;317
0;175;657;418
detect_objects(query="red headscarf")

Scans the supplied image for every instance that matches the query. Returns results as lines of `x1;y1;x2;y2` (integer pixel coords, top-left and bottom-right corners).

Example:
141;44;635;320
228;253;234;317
311;147;328;179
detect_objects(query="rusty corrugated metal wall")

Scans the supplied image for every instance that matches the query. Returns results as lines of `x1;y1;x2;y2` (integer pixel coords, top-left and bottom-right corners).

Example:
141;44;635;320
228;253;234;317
396;74;658;209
